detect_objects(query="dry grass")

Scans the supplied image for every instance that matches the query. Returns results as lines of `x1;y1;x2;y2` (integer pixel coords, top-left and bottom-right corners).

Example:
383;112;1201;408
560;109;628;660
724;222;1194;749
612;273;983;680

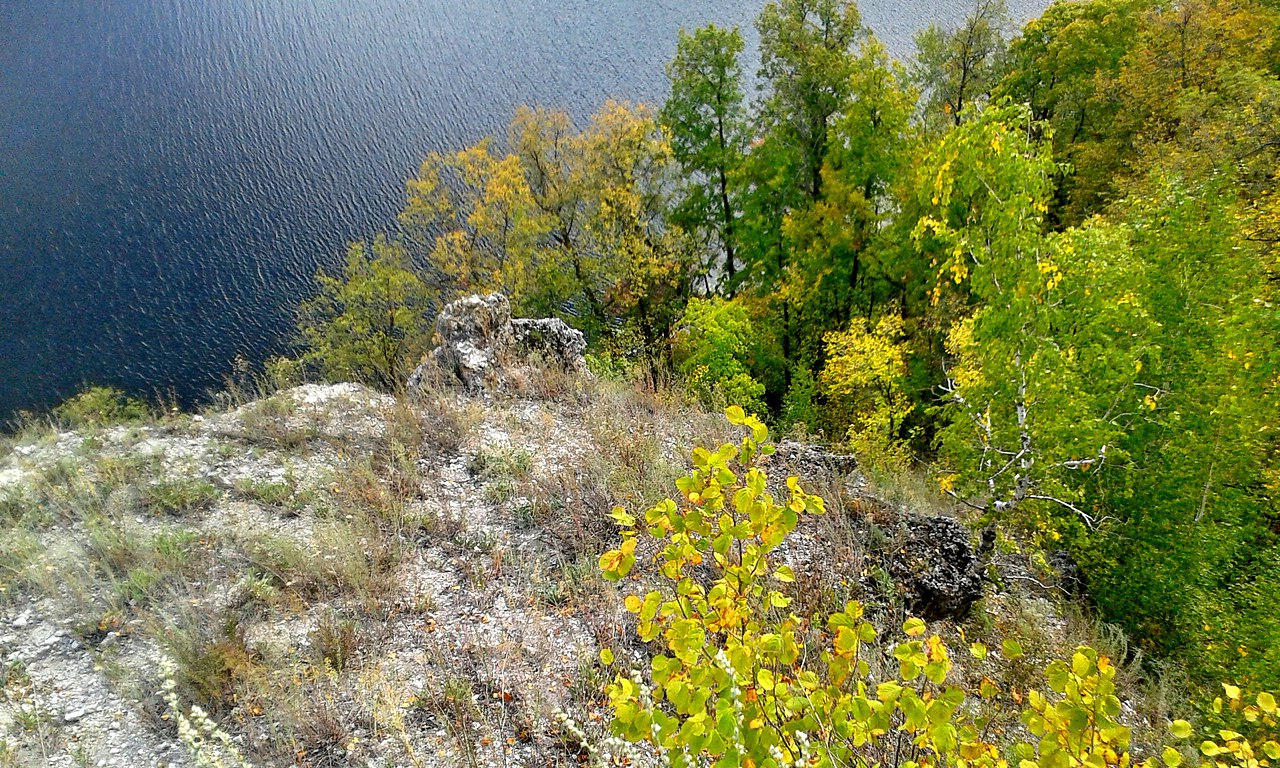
231;393;321;449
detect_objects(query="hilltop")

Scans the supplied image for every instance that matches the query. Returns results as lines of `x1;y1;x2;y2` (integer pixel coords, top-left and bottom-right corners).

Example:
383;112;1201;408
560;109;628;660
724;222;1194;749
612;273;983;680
0;369;1182;767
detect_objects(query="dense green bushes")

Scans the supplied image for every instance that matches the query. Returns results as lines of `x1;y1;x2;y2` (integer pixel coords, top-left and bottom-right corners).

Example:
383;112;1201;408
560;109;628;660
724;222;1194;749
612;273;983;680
52;386;150;428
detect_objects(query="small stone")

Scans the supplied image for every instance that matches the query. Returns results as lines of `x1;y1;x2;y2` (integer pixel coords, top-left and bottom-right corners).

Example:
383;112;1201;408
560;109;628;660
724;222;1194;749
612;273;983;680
63;707;88;723
12;609;32;628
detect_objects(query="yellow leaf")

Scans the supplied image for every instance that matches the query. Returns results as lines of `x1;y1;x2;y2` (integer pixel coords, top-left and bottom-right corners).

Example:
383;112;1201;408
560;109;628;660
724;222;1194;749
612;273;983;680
1258;692;1277;713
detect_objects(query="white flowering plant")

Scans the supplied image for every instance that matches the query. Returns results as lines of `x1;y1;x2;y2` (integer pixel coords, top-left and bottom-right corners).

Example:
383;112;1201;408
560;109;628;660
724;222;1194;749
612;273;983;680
159;658;257;768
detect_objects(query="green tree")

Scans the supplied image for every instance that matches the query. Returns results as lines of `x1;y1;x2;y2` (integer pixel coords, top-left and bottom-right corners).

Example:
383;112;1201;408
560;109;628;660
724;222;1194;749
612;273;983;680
917;104;1157;536
662;24;750;293
782;37;918;358
295;236;436;392
916;102;1280;690
1083;171;1280;687
912;0;1012;129
399;137;544;298
673;298;768;417
754;0;865;203
995;0;1147;224
399;101;689;356
731;0;866;391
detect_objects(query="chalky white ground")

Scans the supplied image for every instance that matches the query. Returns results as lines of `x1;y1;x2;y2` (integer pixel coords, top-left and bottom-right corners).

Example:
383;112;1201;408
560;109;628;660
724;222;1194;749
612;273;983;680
0;385;611;767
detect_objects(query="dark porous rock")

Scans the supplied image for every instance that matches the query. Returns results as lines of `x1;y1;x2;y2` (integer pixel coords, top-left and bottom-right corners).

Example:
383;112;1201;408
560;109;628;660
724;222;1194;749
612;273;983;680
408;293;587;394
770;440;858;477
889;516;984;621
762;441;859;500
1047;549;1087;597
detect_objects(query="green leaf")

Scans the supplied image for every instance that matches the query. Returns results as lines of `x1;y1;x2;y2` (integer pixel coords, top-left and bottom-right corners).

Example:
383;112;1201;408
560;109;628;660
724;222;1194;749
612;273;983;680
924;661;948;685
969;642;988;660
1001;639;1024;659
899;659;921;681
716;710;737;741
901;694;928;729
725;405;747;425
933;722;958;753
1169;720;1192;740
876;681;904;702
1046;661;1070;693
600;648;614;665
903;617;927;636
758;668;776;689
1071;651;1092;678
1161;747;1182;768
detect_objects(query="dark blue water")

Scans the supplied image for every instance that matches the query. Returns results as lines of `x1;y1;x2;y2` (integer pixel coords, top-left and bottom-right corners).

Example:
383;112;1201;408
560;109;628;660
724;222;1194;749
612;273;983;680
0;0;1042;417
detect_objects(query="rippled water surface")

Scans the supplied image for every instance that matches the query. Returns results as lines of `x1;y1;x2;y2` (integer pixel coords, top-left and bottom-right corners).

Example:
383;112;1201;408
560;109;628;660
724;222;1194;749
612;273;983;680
0;0;1043;416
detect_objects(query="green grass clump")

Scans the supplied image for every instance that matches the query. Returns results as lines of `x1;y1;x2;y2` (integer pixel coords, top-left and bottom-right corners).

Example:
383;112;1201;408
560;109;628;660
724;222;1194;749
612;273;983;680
53;386;150;429
142;478;220;516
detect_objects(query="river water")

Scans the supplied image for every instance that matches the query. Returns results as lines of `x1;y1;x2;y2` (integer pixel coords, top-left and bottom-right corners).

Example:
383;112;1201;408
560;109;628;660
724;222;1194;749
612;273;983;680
0;0;1043;417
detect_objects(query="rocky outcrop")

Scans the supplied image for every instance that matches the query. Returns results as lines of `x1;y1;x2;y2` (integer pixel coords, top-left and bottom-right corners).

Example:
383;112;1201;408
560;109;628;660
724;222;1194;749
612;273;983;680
511;317;588;370
1047;549;1087;598
771;440;859;477
889;516;985;621
408;293;587;394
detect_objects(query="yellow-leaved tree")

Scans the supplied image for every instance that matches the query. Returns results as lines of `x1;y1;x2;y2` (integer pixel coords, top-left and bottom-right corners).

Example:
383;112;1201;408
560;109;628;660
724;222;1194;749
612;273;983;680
819;311;915;469
398;101;690;350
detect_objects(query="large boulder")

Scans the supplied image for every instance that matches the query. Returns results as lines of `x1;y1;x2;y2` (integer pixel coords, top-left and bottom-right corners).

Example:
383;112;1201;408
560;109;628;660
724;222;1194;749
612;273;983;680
888;516;985;621
408;293;587;394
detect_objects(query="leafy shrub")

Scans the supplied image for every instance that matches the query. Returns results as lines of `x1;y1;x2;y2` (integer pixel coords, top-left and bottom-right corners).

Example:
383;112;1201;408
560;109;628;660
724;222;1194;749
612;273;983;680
293;236;436;392
595;406;1280;767
779;364;819;435
53;386;149;428
673;298;767;417
820;312;914;470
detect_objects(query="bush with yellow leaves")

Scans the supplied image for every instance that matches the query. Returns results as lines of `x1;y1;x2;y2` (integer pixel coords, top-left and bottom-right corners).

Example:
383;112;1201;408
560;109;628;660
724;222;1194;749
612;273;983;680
595;406;1280;768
